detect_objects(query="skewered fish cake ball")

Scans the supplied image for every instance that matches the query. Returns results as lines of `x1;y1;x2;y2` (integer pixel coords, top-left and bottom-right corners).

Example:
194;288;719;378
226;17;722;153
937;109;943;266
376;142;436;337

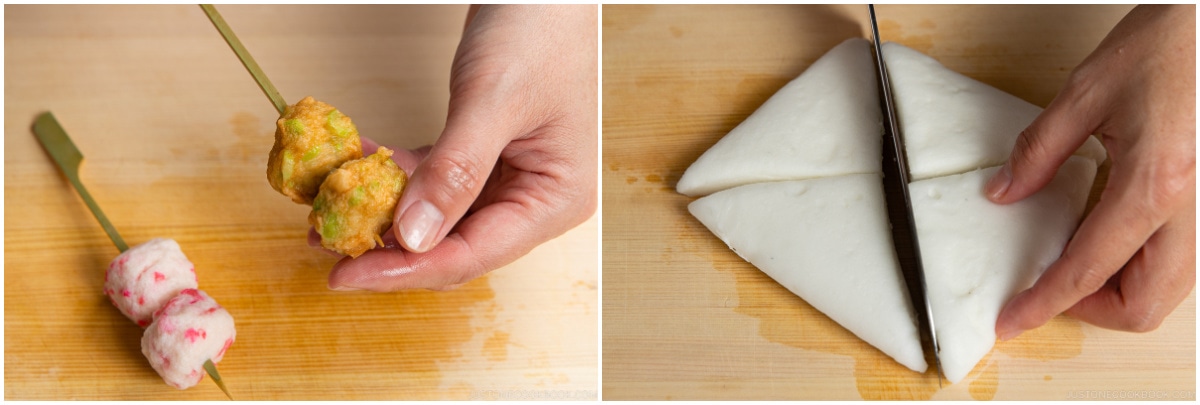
104;238;199;327
141;289;236;390
266;96;363;205
309;147;408;257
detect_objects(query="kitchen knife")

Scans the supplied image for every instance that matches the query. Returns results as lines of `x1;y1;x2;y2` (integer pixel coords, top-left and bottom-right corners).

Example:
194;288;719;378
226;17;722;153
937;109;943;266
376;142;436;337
868;4;944;387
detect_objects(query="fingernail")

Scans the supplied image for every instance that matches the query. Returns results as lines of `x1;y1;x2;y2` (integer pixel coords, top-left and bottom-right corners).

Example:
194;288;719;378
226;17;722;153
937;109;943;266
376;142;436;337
997;327;1023;342
399;200;444;252
329;284;360;292
985;162;1012;200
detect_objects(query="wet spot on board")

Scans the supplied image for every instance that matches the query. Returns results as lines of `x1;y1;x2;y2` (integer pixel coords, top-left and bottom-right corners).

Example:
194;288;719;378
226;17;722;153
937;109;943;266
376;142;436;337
877;19;902;35
735;74;792;108
229;111;263;141
167;112;268;162
632;73;697;115
669;25;685;38
851;350;940;400
645;174;662;183
968;359;999;400
696;233;1084;399
716;258;939;399
878;19;934;54
228;111;270;161
209;270;497;398
963;43;1013;59
626;176;638;184
483;331;511;362
995;315;1084;360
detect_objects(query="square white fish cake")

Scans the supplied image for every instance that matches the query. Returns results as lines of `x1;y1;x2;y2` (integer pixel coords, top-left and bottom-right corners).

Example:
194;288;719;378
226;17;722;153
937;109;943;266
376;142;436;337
689;174;927;373
676;38;883;197
911;156;1096;383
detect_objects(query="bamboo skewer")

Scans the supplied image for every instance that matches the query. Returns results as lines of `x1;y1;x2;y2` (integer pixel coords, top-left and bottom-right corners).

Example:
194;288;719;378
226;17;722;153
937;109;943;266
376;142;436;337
32;112;233;400
200;4;287;115
194;5;295;398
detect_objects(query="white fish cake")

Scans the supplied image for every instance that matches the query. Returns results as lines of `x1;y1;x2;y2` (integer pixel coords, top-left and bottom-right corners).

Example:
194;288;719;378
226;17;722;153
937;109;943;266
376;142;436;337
676;38;882;197
911;156;1096;383
882;42;1106;181
688;174;927;373
141;289;236;390
104;238;198;327
677;39;1106;384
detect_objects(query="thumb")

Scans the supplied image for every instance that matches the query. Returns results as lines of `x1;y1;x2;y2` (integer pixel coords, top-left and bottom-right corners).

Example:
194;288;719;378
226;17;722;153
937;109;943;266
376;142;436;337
985;87;1102;204
394;103;515;253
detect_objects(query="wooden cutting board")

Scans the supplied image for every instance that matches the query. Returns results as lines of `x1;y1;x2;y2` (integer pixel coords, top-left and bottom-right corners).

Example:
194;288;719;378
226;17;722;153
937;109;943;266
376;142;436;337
603;4;1195;400
5;5;597;400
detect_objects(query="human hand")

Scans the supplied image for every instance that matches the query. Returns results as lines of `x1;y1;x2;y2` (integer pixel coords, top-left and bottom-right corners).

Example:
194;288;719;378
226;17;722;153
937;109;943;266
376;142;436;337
318;5;597;292
985;5;1196;339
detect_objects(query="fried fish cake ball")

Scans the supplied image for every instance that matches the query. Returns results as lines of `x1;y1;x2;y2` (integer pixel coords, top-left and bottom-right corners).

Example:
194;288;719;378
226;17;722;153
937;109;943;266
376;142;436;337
309;147;408;258
266;96;363;205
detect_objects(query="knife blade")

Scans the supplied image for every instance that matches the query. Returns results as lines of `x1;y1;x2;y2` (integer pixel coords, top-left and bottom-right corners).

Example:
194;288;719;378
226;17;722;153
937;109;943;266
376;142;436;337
867;4;944;386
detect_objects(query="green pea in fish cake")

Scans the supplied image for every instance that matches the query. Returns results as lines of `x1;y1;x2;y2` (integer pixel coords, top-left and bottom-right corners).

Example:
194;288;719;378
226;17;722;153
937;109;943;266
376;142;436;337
267;96;363;205
309;147;408;258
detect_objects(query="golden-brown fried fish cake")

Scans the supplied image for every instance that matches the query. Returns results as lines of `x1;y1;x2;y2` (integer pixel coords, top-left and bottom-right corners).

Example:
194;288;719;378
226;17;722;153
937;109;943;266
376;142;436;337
308;147;408;257
266;96;363;205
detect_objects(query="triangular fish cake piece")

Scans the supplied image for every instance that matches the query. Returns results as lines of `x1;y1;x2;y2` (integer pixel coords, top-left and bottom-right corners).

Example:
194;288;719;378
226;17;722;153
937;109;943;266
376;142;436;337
689;174;928;372
883;42;1106;181
677;38;883;197
910;156;1097;383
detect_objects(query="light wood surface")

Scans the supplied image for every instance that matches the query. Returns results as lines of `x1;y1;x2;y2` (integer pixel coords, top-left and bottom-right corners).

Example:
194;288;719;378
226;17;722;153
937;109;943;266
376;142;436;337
603;5;1195;400
5;5;597;400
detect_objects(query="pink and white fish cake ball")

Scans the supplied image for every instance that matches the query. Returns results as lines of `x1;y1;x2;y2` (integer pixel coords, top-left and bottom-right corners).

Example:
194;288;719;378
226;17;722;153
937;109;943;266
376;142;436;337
142;289;236;390
104;238;198;327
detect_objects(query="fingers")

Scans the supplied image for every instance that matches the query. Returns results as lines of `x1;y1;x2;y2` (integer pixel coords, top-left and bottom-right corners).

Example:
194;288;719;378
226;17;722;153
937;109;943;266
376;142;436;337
328;193;558;292
359;136;431;174
988;3;1197;338
463;4;482;33
392;4;542;254
985;87;1102;204
360;136;380;155
391;68;529;254
1065;200;1196;331
306;228;343;258
392;127;507;253
993;160;1182;339
327;4;597;288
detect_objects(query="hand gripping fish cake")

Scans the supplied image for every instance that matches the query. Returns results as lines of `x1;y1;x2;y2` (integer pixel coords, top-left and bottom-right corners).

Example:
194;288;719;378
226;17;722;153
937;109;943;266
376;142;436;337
141;289;236;390
309;147;408;258
266;96;364;205
104;238;199;327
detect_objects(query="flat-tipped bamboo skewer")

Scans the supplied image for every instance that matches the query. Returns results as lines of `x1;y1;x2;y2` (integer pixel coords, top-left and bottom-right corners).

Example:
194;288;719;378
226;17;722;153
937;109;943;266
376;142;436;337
32;112;234;400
